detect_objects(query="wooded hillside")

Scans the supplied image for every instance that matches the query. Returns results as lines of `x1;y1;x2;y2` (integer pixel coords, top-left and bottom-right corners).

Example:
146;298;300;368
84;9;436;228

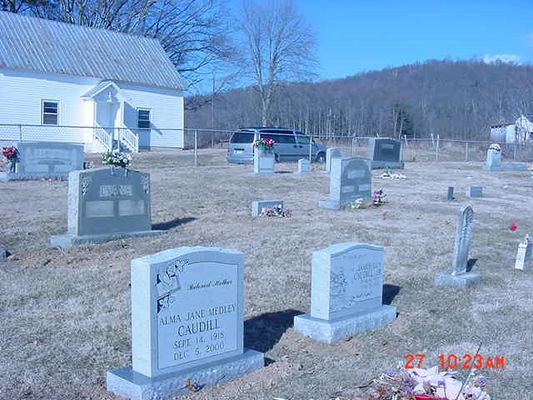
186;60;533;139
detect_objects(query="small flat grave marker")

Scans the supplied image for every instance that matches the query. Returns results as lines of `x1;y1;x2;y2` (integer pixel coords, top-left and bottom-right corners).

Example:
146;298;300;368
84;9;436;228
251;200;284;217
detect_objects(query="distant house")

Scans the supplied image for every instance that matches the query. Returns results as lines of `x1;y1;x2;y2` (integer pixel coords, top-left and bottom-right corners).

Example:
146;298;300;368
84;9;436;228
490;115;533;144
0;12;186;152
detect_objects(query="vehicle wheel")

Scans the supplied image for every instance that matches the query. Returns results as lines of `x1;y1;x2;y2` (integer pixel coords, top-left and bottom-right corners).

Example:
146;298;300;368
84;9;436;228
315;152;326;163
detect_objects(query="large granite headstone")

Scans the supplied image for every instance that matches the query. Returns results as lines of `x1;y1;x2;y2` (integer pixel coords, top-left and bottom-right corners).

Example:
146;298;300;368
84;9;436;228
50;167;162;247
107;246;263;400
294;243;396;343
466;186;483;198
515;235;532;272
0;141;83;181
253;148;274;174
319;157;372;210
325;148;342;173
367;138;404;169
434;205;480;287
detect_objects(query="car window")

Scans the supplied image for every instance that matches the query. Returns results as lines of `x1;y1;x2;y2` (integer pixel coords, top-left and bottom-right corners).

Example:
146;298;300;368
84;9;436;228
230;132;255;143
263;133;295;144
296;135;313;145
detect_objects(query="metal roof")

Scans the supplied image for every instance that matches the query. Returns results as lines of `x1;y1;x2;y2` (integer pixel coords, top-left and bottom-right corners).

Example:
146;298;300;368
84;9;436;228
0;12;186;90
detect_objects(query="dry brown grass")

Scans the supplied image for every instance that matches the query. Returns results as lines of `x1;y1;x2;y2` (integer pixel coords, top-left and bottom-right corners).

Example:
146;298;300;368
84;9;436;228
0;150;532;400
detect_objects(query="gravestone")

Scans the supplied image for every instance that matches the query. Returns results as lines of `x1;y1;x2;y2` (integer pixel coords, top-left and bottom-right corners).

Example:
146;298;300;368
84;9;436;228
434;205;480;287
251;200;284;217
253;148;274;174
367;138;404;169
515;235;532;271
0;141;83;181
319;157;372;210
50;167;162;247
107;246;263;400
297;159;310;173
0;246;7;260
466;186;483;198
325;148;342;173
484;148;501;171
447;187;454;201
294;243;396;343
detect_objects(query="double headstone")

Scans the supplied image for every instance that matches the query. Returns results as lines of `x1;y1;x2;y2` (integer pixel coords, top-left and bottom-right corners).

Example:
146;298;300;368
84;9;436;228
0;141;84;181
253;148;275;174
294;243;396;343
50;167;162;247
367;138;404;169
297;159;310;173
107;246;264;400
319;157;372;210
325;148;342;173
515;235;532;271
434;205;480;287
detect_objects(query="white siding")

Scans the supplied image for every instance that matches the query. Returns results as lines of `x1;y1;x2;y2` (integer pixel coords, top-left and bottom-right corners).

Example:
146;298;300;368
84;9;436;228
0;68;185;148
119;82;184;148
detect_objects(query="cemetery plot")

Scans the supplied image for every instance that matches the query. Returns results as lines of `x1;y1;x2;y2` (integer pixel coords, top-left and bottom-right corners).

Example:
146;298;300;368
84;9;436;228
0;150;531;400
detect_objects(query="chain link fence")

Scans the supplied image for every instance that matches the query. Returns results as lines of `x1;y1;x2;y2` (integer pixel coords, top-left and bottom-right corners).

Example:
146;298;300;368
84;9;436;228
1;124;532;167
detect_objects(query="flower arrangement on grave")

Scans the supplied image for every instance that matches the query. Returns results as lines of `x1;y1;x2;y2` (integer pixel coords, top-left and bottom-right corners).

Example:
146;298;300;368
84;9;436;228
253;137;275;152
346;189;387;210
102;150;131;168
259;204;291;218
2;146;19;173
488;143;501;152
358;366;490;400
380;170;407;180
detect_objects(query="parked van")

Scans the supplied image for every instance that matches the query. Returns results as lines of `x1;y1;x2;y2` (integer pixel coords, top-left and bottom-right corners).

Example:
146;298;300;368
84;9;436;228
227;127;327;164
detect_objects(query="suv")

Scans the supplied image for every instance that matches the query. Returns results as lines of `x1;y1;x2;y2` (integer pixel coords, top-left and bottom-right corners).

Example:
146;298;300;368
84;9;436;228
227;127;327;164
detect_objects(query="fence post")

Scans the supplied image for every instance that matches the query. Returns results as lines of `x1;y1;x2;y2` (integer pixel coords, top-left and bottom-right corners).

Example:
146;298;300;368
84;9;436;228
435;135;440;161
465;142;469;162
18;124;22;141
194;130;198;167
308;135;313;162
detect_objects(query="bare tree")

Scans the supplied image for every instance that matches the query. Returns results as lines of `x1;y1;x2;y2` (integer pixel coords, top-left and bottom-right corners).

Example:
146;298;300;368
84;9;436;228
238;0;317;125
11;0;237;90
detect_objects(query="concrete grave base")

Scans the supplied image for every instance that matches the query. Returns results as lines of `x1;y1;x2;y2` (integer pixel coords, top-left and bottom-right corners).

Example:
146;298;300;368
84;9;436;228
107;349;264;400
370;160;405;169
0;172;67;181
293;305;397;344
50;230;163;248
434;272;480;287
318;199;342;210
484;163;529;172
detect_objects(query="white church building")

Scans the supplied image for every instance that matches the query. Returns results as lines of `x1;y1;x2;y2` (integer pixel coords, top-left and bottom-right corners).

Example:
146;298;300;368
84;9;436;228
0;12;186;152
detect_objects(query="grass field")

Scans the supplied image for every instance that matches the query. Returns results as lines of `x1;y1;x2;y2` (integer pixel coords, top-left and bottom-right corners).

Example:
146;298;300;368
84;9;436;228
0;150;532;400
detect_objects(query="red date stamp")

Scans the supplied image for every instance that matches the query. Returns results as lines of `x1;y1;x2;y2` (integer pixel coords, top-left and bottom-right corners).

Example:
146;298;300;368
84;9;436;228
404;353;505;369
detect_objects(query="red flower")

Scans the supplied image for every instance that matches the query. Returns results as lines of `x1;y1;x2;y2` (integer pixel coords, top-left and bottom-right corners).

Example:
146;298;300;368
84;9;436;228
509;222;518;232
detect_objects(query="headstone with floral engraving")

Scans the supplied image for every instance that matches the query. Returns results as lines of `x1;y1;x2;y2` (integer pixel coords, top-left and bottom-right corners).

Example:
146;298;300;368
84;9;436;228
107;246;263;400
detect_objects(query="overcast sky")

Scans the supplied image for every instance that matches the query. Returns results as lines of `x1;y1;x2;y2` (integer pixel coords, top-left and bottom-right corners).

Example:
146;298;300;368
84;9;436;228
296;0;533;80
